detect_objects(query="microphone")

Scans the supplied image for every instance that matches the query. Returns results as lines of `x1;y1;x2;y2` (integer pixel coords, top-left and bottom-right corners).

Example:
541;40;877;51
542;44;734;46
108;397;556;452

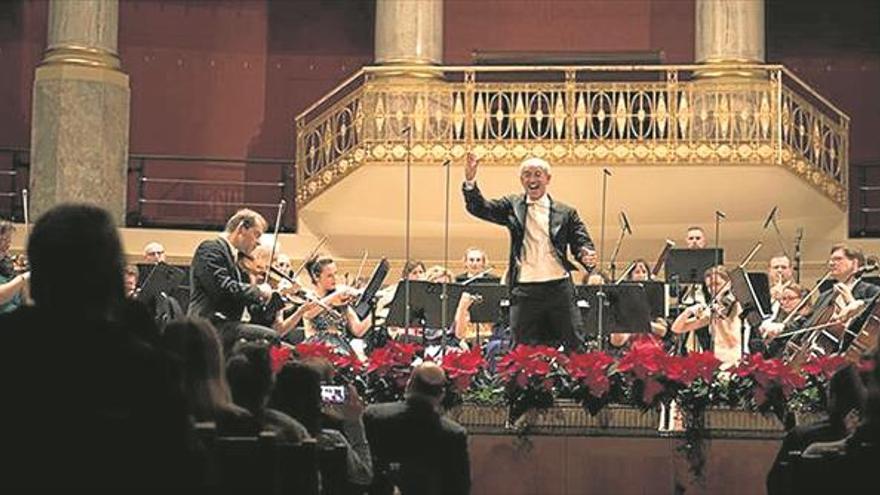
603;168;612;177
442;158;451;167
619;211;632;235
715;210;727;219
762;206;778;230
401;125;411;134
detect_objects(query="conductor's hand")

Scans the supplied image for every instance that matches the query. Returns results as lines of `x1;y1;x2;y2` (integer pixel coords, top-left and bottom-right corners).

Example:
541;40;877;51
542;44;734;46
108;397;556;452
578;248;598;270
464;152;479;182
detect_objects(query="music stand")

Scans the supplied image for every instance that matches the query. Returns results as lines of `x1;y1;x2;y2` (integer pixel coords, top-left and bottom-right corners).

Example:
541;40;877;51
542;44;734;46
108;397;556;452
730;268;770;327
352;258;390;320
665;248;724;284
386;280;463;329
461;283;509;324
638;280;668;318
746;272;772;319
576;284;652;335
136;262;185;305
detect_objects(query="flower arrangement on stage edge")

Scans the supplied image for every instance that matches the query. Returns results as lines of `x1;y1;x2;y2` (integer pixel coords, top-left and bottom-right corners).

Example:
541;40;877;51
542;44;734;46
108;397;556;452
726;353;807;421
437;347;488;409
364;341;422;403
563;350;618;415
496;345;568;425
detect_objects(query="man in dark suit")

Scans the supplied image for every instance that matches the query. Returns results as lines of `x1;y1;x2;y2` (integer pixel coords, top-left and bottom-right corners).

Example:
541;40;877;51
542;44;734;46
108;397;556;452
364;362;470;495
462;153;597;350
188;208;277;351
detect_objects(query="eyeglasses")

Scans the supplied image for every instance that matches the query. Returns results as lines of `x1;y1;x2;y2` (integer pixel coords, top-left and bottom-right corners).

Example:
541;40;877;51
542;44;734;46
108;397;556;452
146;250;164;256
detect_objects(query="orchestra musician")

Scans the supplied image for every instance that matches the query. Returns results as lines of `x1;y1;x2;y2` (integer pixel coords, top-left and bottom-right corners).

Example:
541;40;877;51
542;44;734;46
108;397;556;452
759;282;810;357
0;219;29;313
188;208;278;352
768;254;795;312
238;244;316;339
143;241;166;264
302;256;372;360
462;153;597;351
671;265;759;367
455;247;501;283
609;259;669;349
760;244;880;355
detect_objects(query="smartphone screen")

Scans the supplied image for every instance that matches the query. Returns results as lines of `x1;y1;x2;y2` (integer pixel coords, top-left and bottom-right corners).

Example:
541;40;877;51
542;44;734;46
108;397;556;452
320;385;347;404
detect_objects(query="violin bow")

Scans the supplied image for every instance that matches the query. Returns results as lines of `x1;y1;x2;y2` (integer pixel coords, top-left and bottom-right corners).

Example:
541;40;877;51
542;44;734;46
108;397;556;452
290;235;328;282
352;250;368;288
267;199;286;275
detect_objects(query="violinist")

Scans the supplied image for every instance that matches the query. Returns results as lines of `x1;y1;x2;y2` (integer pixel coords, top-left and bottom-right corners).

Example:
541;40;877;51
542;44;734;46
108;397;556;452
759;283;810;357
671;265;751;367
188;209;278;352
0;219;29;313
302;256;371;360
143;241;166;264
238;245;316;338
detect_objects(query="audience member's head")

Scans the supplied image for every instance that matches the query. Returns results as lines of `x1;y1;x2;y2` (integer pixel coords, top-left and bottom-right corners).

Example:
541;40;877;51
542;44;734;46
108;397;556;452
270;360;324;437
226;340;274;414
124;264;139;298
406;362;447;407
162;318;237;422
827;365;866;430
28;204;125;320
143;242;166;264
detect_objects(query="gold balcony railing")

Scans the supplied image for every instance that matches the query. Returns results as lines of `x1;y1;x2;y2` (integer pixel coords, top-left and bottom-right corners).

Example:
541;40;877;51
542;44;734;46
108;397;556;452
295;64;849;208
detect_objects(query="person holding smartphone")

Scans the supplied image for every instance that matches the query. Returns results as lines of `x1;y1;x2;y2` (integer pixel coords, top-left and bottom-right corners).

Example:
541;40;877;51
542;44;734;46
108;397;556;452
270;360;373;488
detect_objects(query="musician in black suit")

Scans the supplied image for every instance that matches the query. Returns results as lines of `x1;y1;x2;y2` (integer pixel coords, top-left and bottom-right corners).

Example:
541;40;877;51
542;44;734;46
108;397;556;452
188;208;277;351
462;153;597;350
364;362;470;495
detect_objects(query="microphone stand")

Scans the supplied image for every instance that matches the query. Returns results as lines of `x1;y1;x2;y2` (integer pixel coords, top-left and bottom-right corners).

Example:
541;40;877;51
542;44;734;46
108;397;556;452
441;158;451;358
403;126;413;340
596;169;611;350
608;213;629;282
710;210;725;338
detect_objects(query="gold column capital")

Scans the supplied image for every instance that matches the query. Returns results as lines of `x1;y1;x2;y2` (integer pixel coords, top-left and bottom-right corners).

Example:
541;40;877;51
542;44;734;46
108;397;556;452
40;44;121;71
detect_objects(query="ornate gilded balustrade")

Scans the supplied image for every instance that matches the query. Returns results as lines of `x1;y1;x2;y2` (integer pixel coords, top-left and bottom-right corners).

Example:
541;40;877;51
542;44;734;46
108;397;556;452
295;64;848;208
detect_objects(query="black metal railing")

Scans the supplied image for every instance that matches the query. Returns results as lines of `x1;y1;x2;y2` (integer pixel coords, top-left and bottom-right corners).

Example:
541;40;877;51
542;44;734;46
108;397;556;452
0;147;296;231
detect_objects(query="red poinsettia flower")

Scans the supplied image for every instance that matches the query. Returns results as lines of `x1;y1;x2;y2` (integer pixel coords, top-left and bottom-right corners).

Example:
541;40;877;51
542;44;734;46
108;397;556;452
269;345;293;374
440;348;485;392
496;345;567;388
294;342;337;361
366;341;422;375
616;342;668;381
732;354;806;406
801;355;848;381
566;351;614;397
666;352;721;386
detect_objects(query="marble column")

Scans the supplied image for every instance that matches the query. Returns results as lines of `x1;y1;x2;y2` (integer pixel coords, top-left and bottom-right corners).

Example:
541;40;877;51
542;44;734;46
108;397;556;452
374;0;443;76
30;0;130;224
695;0;764;77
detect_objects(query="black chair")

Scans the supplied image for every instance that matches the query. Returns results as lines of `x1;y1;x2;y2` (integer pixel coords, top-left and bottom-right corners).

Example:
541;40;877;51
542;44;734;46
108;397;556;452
278;438;320;495
318;444;349;495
